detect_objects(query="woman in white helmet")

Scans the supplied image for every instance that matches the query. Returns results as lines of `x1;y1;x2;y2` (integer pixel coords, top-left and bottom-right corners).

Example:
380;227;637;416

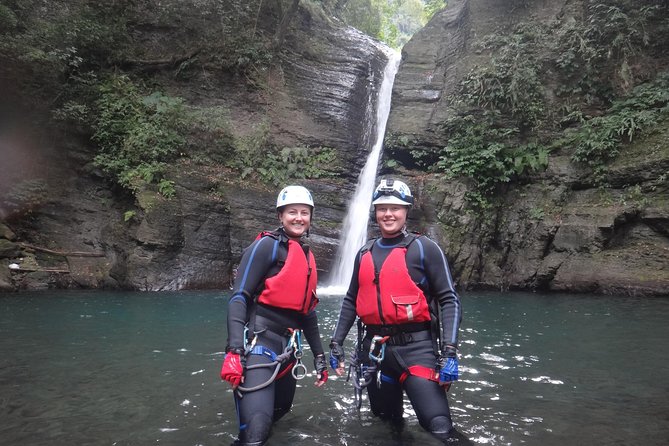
329;178;463;443
220;185;327;446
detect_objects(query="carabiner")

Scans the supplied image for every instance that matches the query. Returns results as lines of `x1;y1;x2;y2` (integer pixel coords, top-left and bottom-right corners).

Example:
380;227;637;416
368;335;388;363
243;327;257;354
291;361;308;380
287;329;298;349
288;328;303;359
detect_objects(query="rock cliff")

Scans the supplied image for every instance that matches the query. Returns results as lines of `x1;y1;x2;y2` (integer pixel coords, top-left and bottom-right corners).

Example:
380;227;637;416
385;0;669;296
0;1;391;291
1;0;667;296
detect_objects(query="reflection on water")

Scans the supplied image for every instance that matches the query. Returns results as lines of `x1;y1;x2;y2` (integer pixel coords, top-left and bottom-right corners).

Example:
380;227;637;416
1;290;668;445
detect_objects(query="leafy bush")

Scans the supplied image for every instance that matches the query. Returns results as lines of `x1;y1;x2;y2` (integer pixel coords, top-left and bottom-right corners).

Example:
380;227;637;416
1;1;129;97
92;75;187;196
458;23;546;129
427;4;668;210
553;1;662;99
0;4;18;31
569;73;669;184
436;113;549;209
321;0;444;49
225;120;339;186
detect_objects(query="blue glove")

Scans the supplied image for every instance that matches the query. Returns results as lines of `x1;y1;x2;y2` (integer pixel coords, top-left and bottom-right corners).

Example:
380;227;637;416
329;341;345;370
439;357;459;383
439;345;459;385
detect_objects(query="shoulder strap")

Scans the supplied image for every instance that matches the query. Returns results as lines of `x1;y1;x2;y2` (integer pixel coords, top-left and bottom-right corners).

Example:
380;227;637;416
398;231;419;248
246;229;292;337
360;237;378;254
255;229;289;266
255;228;285;242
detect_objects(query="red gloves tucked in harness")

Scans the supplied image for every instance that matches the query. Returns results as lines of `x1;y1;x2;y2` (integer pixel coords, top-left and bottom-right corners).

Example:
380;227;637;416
220;351;244;388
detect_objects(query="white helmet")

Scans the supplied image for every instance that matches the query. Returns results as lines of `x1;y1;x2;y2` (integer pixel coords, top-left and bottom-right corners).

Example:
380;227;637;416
276;185;314;209
372;179;413;206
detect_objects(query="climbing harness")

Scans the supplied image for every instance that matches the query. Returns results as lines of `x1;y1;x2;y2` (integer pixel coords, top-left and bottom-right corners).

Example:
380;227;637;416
235;327;306;397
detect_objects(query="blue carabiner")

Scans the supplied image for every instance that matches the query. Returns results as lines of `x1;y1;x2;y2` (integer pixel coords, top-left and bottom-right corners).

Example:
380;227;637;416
293;329;303;360
295;329;302;350
368;335;387;363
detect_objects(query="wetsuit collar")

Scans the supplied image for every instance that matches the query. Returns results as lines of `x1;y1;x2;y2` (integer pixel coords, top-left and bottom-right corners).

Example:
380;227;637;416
377;233;408;248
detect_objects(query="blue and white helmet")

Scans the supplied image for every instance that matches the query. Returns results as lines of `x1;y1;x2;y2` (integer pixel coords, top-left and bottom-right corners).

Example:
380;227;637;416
276;185;314;210
372;179;414;206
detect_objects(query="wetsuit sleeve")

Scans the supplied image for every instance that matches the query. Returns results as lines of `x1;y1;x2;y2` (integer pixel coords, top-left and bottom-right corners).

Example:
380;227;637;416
411;237;462;348
226;236;277;350
300;309;325;356
331;251;362;346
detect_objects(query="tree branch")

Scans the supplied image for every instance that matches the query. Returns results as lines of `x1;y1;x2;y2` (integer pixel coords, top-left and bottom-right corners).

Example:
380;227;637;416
119;49;202;71
18;243;105;257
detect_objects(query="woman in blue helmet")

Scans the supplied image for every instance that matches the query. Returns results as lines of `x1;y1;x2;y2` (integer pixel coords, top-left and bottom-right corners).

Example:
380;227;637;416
220;185;328;446
329;178;462;443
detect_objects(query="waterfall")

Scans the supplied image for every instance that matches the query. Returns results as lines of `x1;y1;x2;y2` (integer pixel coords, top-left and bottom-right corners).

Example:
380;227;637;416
321;50;401;295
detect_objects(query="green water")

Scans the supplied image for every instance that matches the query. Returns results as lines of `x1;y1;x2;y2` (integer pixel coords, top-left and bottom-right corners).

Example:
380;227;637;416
0;290;667;445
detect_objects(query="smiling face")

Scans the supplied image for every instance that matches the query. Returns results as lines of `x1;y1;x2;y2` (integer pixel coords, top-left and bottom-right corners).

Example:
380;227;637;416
278;204;312;239
375;204;409;238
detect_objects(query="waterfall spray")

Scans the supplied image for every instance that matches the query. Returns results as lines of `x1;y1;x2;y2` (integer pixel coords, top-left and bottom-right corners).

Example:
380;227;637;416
321;50;401;294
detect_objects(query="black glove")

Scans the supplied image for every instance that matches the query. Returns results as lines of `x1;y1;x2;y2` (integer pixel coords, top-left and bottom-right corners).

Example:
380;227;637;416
442;344;458;358
329;340;345;370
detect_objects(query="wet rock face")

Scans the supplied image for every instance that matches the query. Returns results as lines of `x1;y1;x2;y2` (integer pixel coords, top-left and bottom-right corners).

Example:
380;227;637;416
388;0;572;143
386;0;669;296
0;3;391;291
4;0;665;296
279;24;390;168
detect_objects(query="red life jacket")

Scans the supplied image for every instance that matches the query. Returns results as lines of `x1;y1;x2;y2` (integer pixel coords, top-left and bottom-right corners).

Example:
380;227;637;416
356;235;430;325
257;232;319;314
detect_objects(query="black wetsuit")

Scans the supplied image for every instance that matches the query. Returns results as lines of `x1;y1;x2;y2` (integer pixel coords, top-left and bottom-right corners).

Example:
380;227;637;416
331;232;462;441
226;229;324;446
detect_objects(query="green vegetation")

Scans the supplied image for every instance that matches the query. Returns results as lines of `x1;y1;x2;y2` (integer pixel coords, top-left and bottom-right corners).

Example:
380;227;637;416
413;0;669;210
0;0;130;104
436;112;549;209
1;0;351;198
459;23;546;129
92;75;186;198
554;3;662;97
3;0;666;210
568;74;669;184
123;210;137;222
319;0;446;48
230;122;339;186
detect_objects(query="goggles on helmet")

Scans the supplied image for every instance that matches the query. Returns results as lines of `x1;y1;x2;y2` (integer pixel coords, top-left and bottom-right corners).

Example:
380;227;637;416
372;187;414;205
